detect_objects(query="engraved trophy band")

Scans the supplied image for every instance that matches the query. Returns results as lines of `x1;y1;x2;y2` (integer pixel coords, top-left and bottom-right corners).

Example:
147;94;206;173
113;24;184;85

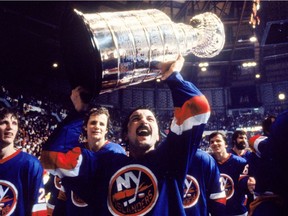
60;8;225;96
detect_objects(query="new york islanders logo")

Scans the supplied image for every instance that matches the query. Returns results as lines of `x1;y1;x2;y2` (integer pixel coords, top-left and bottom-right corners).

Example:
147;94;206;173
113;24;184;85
183;175;200;208
54;175;62;190
220;173;234;199
71;191;88;207
0;180;18;216
108;164;158;216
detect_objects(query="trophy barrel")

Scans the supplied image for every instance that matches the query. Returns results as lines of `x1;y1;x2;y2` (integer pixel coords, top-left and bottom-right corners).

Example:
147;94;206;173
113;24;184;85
60;8;225;96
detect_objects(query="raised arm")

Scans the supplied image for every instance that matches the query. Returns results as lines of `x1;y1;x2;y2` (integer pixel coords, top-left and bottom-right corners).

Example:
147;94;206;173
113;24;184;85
158;55;211;186
161;55;210;136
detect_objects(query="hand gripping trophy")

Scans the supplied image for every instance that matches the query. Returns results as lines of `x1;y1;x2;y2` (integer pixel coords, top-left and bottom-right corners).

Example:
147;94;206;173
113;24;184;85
60;8;225;96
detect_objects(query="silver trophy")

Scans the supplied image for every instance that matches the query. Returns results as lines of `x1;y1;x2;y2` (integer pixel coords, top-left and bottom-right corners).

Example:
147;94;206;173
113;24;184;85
60;8;225;95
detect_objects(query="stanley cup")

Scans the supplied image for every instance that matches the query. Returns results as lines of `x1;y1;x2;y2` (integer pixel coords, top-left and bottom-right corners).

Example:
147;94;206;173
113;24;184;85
60;8;225;95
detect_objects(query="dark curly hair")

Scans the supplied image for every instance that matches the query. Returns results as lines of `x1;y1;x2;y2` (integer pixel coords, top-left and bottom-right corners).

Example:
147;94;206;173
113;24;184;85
231;130;247;146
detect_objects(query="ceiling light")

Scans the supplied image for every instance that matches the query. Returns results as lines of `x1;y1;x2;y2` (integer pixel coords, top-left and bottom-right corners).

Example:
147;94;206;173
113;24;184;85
52;63;58;68
278;93;285;100
249;36;257;42
242;61;257;68
201;67;207;72
198;62;209;67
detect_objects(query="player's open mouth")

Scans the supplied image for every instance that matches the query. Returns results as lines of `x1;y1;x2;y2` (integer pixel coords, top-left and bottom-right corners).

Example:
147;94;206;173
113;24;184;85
136;125;151;136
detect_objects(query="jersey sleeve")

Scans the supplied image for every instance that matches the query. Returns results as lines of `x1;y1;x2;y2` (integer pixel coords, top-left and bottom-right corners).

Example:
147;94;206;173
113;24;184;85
41;146;83;178
40;142;126;178
40;117;84;177
249;134;268;158
157;71;210;204
42;117;83;152
25;158;47;216
166;71;210;137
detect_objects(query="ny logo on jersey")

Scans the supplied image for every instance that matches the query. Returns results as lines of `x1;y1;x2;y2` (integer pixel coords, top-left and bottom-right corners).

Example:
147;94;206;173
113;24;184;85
108;164;158;215
0;180;18;215
220;173;234;199
183;175;200;208
71;191;88;207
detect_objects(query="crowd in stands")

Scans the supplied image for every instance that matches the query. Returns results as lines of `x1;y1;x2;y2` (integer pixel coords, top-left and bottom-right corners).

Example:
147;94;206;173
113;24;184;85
0;85;284;157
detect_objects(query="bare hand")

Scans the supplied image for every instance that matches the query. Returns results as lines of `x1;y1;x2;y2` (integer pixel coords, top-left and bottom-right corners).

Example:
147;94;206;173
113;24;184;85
161;54;185;80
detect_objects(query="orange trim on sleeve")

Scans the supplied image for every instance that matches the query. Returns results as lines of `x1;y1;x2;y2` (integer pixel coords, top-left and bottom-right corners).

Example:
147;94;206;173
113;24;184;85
40;147;81;170
174;95;210;125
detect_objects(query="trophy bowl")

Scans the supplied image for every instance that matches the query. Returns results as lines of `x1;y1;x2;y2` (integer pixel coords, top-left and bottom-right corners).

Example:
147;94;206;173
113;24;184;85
60;8;225;96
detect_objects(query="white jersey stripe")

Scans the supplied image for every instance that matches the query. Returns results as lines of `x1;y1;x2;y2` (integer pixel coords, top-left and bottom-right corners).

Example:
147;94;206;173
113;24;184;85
171;112;210;135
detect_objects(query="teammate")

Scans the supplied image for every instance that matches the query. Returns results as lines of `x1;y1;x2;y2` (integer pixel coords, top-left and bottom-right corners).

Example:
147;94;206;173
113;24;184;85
229;130;254;210
183;148;226;215
51;106;126;215
45;85;93;152
261;115;275;136
248;110;287;216
41;54;211;215
230;130;252;159
0;106;47;215
43;85;93;214
209;131;256;216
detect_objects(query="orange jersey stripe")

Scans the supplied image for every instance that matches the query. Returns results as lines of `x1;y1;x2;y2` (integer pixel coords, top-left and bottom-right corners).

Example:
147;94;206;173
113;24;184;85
174;95;210;126
41;147;81;170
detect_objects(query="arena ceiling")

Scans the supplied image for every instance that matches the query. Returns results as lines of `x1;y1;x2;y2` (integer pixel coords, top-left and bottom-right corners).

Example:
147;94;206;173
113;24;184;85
1;1;288;104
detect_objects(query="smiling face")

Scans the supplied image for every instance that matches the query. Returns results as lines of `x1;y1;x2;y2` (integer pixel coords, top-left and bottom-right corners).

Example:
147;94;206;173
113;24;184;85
209;133;227;155
0;113;18;149
126;109;160;158
84;113;108;151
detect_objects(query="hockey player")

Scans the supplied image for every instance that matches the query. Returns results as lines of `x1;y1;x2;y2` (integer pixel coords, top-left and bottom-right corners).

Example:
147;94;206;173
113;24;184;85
230;130;252;159
248;110;287;216
41;55;211;215
183;148;226;215
229;130;254;211
209;131;256;216
52;106;126;215
44;85;93;215
0;106;47;215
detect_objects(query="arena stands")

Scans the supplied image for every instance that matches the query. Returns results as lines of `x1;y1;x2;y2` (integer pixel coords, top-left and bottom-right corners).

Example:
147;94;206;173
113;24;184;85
1;84;284;156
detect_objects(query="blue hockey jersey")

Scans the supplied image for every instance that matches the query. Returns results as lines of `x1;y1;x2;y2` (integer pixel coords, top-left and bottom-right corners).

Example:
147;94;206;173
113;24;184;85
249;109;288;215
41;71;211;215
58;141;126;216
184;149;226;216
0;150;47;215
214;153;250;216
